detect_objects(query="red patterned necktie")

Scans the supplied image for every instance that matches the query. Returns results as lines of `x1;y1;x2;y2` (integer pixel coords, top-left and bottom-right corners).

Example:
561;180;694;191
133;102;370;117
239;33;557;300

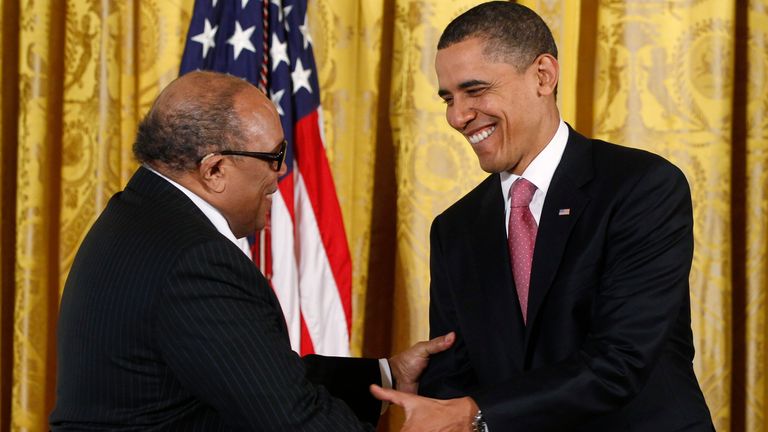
508;178;538;324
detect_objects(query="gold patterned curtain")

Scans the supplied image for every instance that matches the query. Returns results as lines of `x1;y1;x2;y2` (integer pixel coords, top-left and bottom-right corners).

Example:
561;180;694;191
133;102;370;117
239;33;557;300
0;1;193;429
1;1;766;432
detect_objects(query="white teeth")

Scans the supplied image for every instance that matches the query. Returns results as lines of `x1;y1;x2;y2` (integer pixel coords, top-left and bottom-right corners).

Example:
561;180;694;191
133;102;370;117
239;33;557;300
468;126;495;144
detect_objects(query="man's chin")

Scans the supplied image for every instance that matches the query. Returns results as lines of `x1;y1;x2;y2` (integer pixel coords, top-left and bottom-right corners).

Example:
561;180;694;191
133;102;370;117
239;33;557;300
253;219;267;234
477;159;506;174
232;223;263;239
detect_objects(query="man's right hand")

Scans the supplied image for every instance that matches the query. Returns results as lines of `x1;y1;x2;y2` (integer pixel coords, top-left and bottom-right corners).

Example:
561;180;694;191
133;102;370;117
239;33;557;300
370;384;478;431
387;332;455;394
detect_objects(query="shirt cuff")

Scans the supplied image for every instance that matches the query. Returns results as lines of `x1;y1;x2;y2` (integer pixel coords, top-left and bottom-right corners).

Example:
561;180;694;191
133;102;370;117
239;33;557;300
378;358;393;414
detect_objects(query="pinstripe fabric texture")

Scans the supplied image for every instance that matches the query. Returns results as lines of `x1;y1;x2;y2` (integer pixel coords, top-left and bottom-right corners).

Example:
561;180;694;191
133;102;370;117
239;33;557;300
50;167;376;431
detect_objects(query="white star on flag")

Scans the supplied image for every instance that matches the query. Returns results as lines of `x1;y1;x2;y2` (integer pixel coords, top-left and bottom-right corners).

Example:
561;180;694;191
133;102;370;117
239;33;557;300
191;19;218;58
241;0;250;8
270;89;285;116
270;34;289;71
291;58;313;94
299;15;313;49
212;0;218;6
283;5;293;31
227;21;256;60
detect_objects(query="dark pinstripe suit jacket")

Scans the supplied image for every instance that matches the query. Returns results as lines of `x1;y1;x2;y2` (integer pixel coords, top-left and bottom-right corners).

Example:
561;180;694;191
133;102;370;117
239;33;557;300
51;167;380;431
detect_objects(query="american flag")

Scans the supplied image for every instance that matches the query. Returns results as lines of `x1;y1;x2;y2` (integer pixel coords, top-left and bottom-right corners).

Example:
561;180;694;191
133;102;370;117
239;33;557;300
180;0;352;357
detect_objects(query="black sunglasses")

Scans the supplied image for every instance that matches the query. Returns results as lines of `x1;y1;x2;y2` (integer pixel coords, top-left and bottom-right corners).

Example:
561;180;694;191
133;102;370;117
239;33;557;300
200;140;287;172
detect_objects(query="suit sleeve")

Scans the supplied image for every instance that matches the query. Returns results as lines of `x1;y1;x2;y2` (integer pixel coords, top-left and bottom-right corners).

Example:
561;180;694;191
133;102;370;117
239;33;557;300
473;162;696;430
154;241;375;432
418;214;480;399
303;355;382;425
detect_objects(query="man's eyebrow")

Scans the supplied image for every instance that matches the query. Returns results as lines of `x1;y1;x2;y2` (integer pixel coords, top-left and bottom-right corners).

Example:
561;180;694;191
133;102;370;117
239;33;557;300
458;79;490;89
437;79;491;98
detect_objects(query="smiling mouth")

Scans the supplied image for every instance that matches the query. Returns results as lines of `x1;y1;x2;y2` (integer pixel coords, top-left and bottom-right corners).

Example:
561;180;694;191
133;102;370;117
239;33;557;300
467;126;496;145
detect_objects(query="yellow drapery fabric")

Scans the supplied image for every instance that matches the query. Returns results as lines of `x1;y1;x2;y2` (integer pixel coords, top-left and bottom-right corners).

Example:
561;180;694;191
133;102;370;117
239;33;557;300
2;1;193;429
1;1;766;432
12;1;66;428
745;3;768;430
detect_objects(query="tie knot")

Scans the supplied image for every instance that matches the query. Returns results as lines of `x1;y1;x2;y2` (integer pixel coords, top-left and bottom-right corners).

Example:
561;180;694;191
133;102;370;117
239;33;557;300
510;178;537;208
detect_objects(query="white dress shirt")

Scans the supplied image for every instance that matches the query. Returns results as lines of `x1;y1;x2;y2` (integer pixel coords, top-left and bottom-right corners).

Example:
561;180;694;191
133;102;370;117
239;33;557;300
501;120;569;234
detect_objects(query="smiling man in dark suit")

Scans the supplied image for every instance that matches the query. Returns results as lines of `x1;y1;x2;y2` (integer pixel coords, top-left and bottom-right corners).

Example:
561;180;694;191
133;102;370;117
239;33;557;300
50;70;453;431
371;2;713;431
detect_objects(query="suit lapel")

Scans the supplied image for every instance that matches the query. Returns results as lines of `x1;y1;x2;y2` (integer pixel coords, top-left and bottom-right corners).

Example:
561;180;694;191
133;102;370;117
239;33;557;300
525;127;594;340
466;176;526;371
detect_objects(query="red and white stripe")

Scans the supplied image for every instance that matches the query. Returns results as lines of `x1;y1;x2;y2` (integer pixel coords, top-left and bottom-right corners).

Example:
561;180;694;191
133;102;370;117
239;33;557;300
270;110;352;356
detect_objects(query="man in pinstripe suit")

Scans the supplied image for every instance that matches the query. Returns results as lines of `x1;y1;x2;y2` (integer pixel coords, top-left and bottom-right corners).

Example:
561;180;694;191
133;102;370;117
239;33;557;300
50;71;452;431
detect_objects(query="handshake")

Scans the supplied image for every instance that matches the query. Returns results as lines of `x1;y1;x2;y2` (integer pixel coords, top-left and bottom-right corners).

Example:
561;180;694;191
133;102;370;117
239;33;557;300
367;332;481;432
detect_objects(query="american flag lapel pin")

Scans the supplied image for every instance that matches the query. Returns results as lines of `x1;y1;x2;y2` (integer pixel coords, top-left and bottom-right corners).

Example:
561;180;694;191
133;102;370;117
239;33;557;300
558;208;571;216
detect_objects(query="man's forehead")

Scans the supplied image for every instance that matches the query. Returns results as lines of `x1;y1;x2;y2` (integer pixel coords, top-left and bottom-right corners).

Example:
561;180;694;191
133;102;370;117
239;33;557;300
435;55;495;92
436;40;488;71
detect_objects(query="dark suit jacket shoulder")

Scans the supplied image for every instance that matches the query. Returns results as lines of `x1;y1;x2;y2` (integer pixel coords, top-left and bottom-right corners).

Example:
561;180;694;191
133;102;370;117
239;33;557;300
421;127;712;431
52;167;379;431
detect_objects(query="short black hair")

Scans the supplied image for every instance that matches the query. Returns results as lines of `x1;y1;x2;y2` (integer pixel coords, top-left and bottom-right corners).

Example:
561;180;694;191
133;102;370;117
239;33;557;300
438;1;557;72
133;73;249;173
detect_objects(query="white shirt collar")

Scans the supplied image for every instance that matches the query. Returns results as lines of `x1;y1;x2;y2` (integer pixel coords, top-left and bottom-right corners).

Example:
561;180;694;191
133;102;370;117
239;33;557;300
144;165;252;256
500;119;569;226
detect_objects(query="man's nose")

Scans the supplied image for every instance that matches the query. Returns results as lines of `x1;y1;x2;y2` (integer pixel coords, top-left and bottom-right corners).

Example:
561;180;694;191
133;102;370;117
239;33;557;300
277;160;288;176
446;99;476;131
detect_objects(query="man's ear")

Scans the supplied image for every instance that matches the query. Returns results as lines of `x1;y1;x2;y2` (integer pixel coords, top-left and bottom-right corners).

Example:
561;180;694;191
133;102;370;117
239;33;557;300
198;153;227;193
534;53;559;96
